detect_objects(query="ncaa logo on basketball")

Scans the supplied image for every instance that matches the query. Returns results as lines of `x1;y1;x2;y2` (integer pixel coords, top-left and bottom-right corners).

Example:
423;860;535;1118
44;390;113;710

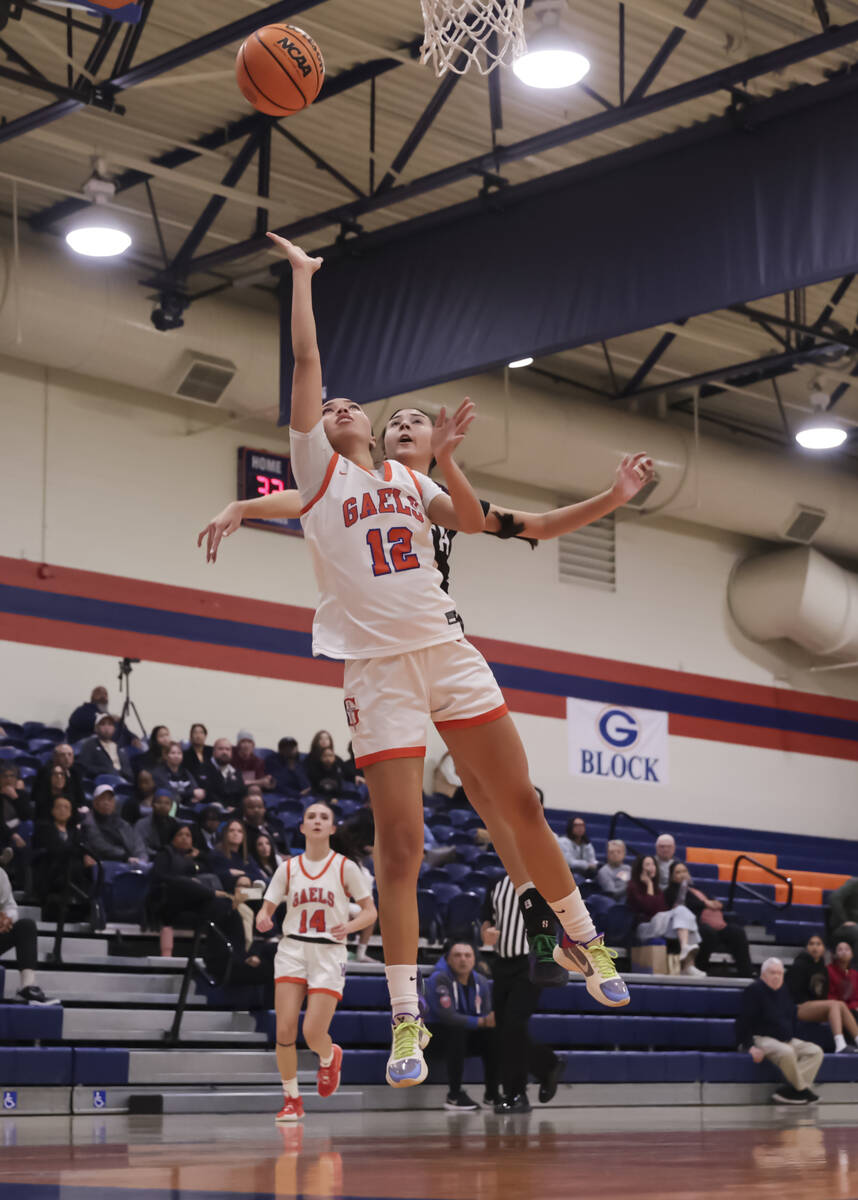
344;697;360;728
566;698;669;785
276;34;313;77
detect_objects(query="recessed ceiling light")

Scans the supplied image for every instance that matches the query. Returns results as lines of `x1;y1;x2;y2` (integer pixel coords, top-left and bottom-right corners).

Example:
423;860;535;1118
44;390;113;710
795;389;848;450
508;356;534;368
65;170;131;259
513;3;590;90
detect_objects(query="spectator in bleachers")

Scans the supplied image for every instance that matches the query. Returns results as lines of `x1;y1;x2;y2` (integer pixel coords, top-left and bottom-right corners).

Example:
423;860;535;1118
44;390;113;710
32;795;95;911
149;823;240;958
627;854;704;976
654;833;677;889
232;731;274;790
265;737;310;797
0;864;57;1005
737;957;823;1105
31;744;86;820
120;768;157;825
307;745;346;800
556;816;597;882
788;933;858;1054
250;832;284;882
342;740;366;790
81;784;147;864
306;731;346;792
208;817;264;893
182;722;213;782
134;788;179;858
76;713;132;781
426;941;500;1111
827;941;858;1015
66;685;134;746
828;878;858;959
665;861;753;978
596;839;631;900
197;804;225;852
208;738;244;810
136;724;172;775
152;742;206;806
0;764;31;875
242;788;290;854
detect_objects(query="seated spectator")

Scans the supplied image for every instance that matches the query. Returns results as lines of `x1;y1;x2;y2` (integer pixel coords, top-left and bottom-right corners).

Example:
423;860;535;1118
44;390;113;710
665;861;753;977
134;788;179;858
153;742;206;806
67;684;135;747
596;839;631;900
77;713;132;781
827;941;858;1014
627;854;703;976
242;789;289;855
208;738;244;810
556;816;597;881
426;941;500;1111
737;957;823;1105
149;823;240;958
32;795;95;912
232;731;274;789
121;768;157;825
341;740;366;789
207;818;264;893
197;804;225;852
82;784;147;864
306;730;346;794
31;744;86;820
788;933;858;1053
250;832;284;882
828;877;858;959
654;833;677;889
264;737;310;796
0;764;31;879
0;864;57;1004
307;745;345;800
183;723;217;792
135;724;172;776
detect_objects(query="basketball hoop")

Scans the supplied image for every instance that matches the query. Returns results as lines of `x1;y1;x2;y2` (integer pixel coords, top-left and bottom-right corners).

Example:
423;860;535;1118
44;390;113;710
420;0;526;76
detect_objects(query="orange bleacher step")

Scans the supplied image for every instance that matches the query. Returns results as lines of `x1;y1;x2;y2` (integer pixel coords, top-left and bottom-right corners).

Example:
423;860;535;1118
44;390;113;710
687;847;849;909
687;847;778;870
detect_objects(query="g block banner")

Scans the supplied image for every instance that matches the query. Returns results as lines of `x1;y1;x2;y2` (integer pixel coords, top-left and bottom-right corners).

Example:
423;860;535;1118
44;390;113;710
567;698;669;785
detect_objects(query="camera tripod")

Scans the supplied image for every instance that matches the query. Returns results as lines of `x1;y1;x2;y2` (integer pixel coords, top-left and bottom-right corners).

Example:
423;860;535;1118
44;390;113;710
117;657;147;742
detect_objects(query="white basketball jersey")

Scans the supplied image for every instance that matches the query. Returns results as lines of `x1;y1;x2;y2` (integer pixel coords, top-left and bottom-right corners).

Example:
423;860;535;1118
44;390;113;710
290;421;465;660
264;851;370;943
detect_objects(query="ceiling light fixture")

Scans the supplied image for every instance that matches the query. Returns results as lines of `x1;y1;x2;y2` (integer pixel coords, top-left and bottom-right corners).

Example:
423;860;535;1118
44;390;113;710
508;356;534;368
795;388;848;450
513;0;590;90
65;164;132;258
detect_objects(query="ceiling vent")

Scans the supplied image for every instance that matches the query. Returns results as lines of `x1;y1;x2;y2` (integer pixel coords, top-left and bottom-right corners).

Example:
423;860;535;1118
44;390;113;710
783;504;827;545
172;352;237;406
558;514;616;591
624;471;660;509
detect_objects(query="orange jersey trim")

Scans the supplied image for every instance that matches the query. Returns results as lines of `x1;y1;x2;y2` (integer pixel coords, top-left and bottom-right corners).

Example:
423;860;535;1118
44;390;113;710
299;453;339;517
275;975;308;988
339;856;347;892
403;465;423;501
434;702;508;731
354;744;426;769
307;987;343;1000
298;850;337;881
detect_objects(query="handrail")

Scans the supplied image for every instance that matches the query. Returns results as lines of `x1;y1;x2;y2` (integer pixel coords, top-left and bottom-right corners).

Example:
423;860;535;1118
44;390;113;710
164;922;233;1045
727;853;793;911
608;810;660;842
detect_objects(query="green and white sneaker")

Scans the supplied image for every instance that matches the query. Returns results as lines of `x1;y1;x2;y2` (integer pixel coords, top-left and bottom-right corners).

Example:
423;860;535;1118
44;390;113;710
553;933;630;1007
386;1015;431;1087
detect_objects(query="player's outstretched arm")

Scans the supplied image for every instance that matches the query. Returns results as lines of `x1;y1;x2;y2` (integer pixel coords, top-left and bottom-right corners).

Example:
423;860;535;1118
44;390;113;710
196;491;302;563
426;399;485;534
266;232;323;434
485;451;655;541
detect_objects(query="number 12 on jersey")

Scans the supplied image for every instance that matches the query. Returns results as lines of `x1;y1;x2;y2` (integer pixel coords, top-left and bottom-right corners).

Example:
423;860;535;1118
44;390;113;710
298;908;327;935
366;527;419;577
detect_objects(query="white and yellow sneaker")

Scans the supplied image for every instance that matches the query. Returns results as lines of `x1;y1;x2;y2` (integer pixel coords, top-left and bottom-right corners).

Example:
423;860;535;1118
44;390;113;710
386;1016;431;1087
553;933;630;1007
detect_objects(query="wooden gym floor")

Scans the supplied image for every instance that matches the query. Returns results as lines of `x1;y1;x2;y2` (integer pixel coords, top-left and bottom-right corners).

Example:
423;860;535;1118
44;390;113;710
1;1107;858;1200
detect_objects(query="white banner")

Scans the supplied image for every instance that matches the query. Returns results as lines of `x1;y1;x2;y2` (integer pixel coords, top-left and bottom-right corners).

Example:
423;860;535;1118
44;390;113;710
567;698;669;785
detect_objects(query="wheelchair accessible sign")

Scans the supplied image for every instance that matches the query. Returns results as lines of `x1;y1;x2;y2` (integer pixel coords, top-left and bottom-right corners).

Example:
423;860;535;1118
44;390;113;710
567;699;669;785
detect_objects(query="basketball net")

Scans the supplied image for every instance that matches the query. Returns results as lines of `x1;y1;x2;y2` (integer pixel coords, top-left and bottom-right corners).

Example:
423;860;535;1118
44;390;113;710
420;0;526;76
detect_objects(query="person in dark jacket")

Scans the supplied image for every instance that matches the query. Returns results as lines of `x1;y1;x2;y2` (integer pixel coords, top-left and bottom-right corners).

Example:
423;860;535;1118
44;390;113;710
736;957;824;1105
32;795;95;910
152;742;205;806
241;789;290;855
81;785;147;863
76;713;132;780
263;737;310;796
828;878;858;958
787;933;858;1053
67;686;135;747
426;942;500;1111
665;860;752;977
207;818;264;893
120;769;157;825
182;723;215;790
149;823;239;957
31;745;87;821
207;738;245;810
134;789;179;858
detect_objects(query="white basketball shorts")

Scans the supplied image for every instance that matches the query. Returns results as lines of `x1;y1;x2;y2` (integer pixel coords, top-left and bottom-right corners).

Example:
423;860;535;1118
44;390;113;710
274;936;348;999
343;637;507;769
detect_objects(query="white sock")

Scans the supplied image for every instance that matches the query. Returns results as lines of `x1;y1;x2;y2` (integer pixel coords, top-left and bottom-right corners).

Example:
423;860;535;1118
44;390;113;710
515;881;535;898
282;1076;299;1098
20;969;35;990
319;1048;334;1068
835;1033;847;1052
385;964;420;1021
549;891;597;944
355;944;368;962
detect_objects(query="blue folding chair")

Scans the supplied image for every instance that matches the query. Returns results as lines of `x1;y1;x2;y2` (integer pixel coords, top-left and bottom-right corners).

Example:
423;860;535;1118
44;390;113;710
105;869;151;924
442;862;472;884
95;773;128;790
417;889;442;941
445;891;484;943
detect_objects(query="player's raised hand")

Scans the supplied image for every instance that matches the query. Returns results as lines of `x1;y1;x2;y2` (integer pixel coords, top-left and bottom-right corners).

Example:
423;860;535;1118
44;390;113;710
266;232;323;274
197;500;244;564
431;397;476;464
612;452;655;504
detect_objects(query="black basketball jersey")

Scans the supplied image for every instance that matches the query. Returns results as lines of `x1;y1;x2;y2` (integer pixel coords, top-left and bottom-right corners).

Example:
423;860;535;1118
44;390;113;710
431;499;535;593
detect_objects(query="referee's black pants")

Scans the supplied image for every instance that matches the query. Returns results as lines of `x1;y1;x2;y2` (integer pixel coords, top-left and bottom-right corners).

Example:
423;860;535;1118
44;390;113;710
491;954;557;1099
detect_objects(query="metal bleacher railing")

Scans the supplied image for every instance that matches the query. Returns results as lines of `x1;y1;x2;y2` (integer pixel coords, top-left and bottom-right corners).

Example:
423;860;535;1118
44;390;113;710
608;810;660;843
727;853;794;914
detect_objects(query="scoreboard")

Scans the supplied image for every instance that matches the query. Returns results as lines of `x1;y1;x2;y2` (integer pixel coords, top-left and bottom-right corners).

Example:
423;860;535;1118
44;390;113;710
237;446;303;537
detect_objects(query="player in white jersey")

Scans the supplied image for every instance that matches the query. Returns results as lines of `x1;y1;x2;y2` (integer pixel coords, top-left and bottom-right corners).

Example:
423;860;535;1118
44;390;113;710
205;232;630;1091
256;800;376;1123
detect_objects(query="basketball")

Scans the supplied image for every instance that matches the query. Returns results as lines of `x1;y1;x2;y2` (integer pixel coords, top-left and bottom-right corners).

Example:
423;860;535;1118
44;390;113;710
235;23;324;117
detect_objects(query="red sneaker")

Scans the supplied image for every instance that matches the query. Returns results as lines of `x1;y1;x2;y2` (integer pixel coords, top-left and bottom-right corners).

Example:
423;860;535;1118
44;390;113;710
317;1044;343;1098
275;1096;304;1123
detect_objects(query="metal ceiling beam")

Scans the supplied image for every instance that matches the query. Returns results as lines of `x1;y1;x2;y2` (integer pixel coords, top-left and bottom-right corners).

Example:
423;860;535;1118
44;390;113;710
0;60;79;99
813;0;831;31
627;346;838;400
626;0;709;103
272;122;365;200
812;273;854;331
620;319;687;395
374;52;466;195
0;0;327;145
730;302;858;351
29;55;401;231
181;19;858;280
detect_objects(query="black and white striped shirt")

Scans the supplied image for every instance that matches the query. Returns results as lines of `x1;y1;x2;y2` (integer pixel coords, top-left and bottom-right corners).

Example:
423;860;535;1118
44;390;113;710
483;875;528;959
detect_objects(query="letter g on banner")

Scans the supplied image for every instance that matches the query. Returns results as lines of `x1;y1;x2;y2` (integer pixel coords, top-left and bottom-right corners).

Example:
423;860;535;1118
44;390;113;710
598;707;639;750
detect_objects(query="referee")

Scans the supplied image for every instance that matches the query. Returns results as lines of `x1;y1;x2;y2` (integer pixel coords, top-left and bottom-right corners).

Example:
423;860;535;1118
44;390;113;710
481;874;563;1113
